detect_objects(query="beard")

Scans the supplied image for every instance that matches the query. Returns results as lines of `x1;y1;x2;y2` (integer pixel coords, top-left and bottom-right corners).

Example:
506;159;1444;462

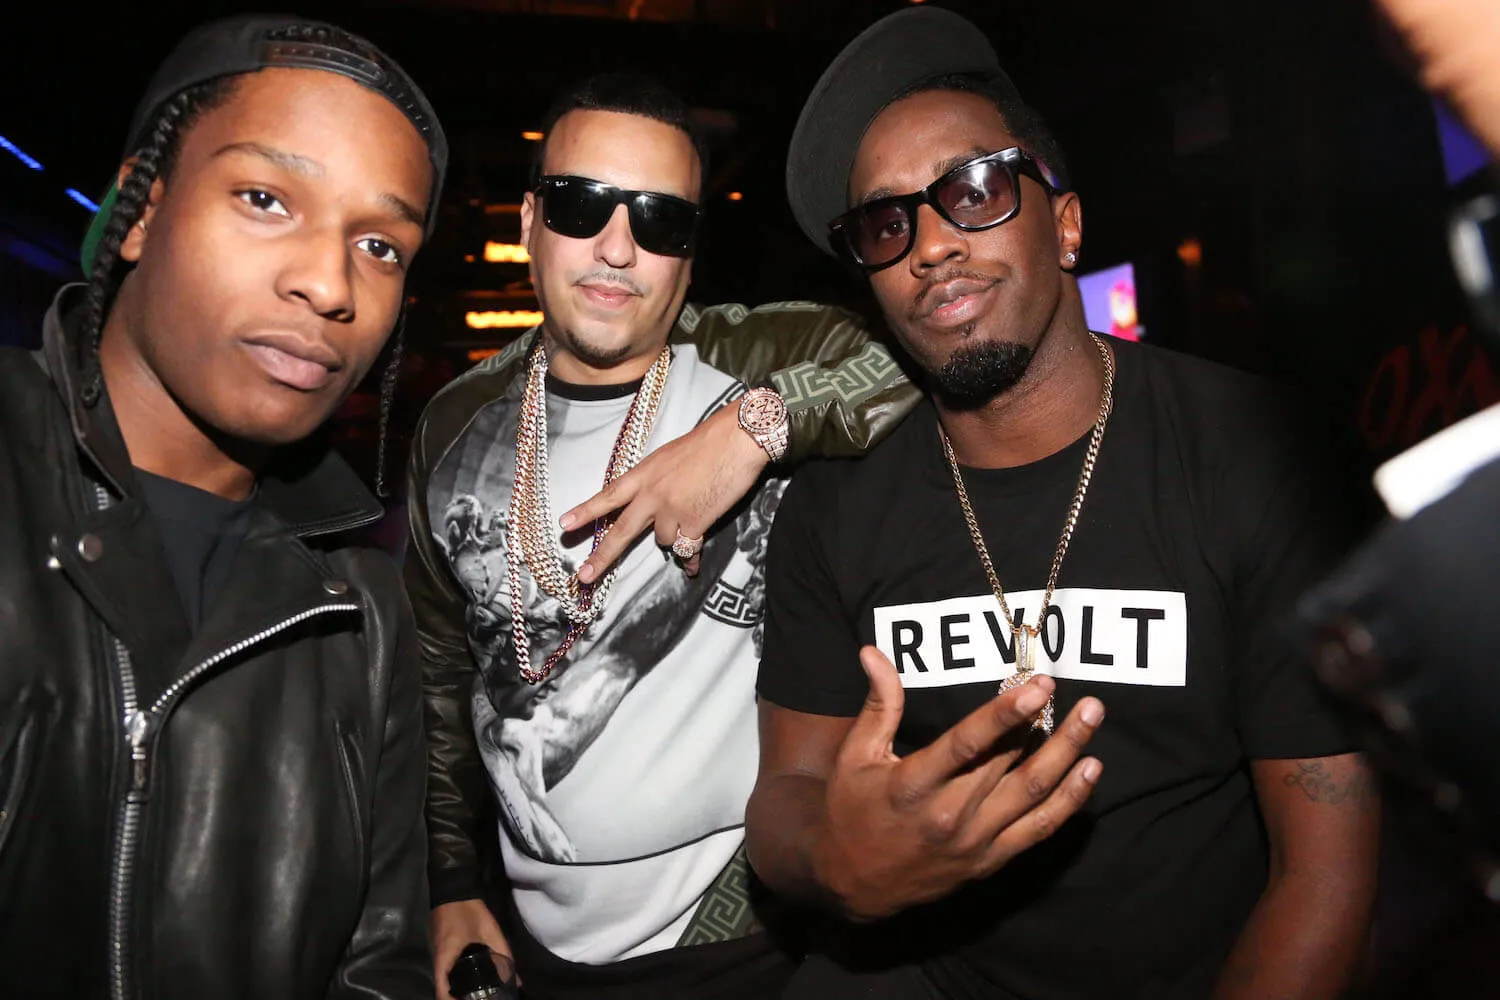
556;325;634;369
932;338;1035;409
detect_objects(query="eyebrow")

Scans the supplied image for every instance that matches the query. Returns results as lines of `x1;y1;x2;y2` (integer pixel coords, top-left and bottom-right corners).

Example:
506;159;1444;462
215;141;426;229
379;191;427;230
856;146;996;206
213;141;324;177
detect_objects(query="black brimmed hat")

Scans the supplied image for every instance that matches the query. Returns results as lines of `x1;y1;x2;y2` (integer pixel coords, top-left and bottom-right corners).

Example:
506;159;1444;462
786;7;1021;257
81;13;448;271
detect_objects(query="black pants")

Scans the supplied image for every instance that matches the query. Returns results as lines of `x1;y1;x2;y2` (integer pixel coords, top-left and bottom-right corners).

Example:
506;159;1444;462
498;891;798;1000
781;952;949;999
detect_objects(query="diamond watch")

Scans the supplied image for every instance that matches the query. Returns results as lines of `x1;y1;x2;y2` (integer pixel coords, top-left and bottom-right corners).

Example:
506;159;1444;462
737;386;789;462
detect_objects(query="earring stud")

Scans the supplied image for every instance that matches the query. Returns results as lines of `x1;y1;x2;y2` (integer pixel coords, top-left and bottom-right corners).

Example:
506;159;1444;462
1064;251;1076;265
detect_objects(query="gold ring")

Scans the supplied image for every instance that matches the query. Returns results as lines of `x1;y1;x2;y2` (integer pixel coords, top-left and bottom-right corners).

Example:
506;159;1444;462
671;528;704;560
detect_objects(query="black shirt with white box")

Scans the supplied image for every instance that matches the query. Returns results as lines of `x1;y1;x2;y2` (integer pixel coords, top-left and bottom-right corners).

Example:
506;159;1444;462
757;338;1357;999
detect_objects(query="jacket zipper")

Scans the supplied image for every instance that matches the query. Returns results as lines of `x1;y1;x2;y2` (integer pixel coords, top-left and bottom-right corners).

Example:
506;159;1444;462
95;469;366;998
106;603;360;1000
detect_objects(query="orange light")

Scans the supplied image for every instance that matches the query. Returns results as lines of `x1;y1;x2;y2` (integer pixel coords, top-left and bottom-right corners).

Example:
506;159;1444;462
466;310;545;330
1177;238;1203;267
468;348;502;362
484;241;531;264
727;191;744;202
463;254;476;263
521;131;544;141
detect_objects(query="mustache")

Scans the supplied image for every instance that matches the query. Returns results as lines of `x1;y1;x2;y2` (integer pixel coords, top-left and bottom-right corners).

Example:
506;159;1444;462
573;268;647;296
911;268;998;318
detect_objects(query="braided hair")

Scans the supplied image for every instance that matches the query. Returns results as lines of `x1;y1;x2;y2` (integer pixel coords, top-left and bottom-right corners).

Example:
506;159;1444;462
79;77;237;406
373;312;406;498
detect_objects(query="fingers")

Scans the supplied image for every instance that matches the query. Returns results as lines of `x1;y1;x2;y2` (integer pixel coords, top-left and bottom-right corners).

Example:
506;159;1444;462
840;646;907;764
576;497;656;584
559;469;638;534
978;755;1102;876
432;936;462;1000
968;695;1105;847
896;676;1057;797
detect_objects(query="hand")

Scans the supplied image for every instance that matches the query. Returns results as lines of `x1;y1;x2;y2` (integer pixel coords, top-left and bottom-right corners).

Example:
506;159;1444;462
431;898;516;1000
813;647;1105;922
560;401;769;583
1375;0;1500;154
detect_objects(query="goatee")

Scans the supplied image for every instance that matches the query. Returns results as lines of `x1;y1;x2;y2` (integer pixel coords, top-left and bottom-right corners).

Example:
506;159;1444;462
934;339;1034;409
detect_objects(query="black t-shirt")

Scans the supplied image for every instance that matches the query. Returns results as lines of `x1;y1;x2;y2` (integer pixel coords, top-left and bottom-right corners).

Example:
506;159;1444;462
135;469;255;631
757;339;1357;999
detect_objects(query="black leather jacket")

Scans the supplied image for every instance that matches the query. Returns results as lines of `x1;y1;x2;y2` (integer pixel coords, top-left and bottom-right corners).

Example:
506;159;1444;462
0;287;431;999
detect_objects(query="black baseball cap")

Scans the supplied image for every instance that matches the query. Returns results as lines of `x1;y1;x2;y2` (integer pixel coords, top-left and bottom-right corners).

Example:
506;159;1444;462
785;7;1022;257
81;13;448;272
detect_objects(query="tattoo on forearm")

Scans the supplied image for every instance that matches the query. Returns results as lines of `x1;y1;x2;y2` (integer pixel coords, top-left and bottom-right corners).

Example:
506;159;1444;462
1283;759;1376;805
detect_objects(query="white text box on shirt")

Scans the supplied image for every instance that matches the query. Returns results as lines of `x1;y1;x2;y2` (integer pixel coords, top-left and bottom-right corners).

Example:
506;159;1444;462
872;587;1188;689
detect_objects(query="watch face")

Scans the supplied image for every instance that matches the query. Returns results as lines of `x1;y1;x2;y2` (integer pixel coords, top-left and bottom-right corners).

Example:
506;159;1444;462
741;390;787;433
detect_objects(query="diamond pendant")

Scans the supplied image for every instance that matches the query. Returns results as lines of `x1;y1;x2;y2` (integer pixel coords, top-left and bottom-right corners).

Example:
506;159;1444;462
997;625;1054;735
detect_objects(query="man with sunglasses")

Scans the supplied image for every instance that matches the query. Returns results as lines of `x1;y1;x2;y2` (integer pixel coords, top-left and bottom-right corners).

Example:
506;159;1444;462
748;8;1379;998
406;73;919;998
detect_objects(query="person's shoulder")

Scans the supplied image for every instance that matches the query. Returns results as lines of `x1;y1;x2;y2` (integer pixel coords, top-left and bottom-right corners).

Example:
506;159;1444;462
1127;339;1292;406
0;345;58;425
1124;339;1311;447
678;299;854;330
787;399;930;495
410;331;532;472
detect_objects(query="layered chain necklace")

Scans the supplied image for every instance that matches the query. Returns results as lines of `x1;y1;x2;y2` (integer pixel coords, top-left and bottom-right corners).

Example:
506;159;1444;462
938;333;1115;735
506;341;673;684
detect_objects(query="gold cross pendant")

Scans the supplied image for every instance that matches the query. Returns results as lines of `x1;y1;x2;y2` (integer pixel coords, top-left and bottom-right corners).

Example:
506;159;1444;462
997;624;1054;735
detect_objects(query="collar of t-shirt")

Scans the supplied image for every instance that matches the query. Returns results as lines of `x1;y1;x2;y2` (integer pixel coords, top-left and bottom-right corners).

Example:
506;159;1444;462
133;468;257;632
545;372;644;402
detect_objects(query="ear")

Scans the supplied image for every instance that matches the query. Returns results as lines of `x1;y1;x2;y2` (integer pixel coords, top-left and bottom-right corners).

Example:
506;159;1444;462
118;161;166;264
1054;191;1083;270
520;190;536;248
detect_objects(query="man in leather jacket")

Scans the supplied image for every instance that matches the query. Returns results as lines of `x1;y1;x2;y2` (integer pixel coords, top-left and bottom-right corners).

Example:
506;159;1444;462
409;74;921;998
0;15;446;999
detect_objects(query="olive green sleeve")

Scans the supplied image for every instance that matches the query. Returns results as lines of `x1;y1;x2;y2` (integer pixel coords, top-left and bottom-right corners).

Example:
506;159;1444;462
672;301;920;462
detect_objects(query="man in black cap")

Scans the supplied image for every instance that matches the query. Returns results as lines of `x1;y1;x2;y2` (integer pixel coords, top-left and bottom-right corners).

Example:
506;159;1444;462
748;7;1380;998
0;14;444;998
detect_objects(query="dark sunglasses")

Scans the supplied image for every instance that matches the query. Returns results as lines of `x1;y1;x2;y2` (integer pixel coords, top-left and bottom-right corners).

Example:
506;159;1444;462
829;147;1062;272
534;175;702;258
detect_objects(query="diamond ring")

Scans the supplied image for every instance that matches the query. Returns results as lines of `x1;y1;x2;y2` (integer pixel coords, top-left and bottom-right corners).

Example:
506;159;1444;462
671;528;704;560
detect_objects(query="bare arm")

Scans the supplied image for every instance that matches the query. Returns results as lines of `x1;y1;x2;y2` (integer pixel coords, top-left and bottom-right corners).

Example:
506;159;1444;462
744;701;857;908
1213;753;1381;1000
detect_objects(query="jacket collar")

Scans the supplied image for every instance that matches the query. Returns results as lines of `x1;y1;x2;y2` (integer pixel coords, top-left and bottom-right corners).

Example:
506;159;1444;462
40;283;384;538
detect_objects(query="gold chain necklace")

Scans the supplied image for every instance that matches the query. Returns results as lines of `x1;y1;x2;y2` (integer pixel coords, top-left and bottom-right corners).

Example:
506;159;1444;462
507;341;673;684
938;332;1114;734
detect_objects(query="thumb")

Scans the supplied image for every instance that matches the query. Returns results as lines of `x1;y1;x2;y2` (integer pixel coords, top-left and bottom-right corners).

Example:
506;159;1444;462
844;645;906;761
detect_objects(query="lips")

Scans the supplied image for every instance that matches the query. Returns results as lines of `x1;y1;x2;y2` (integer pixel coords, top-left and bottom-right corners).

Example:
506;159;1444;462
916;277;998;328
242;331;342;392
577;283;639;309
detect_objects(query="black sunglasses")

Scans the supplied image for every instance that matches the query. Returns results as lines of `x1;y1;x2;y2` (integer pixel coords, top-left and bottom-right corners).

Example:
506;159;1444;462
829;147;1062;272
534;175;702;258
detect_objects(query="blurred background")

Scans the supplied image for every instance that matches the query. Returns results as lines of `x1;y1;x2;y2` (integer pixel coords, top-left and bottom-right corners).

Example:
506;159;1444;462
4;3;1499;988
5;0;1497;491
